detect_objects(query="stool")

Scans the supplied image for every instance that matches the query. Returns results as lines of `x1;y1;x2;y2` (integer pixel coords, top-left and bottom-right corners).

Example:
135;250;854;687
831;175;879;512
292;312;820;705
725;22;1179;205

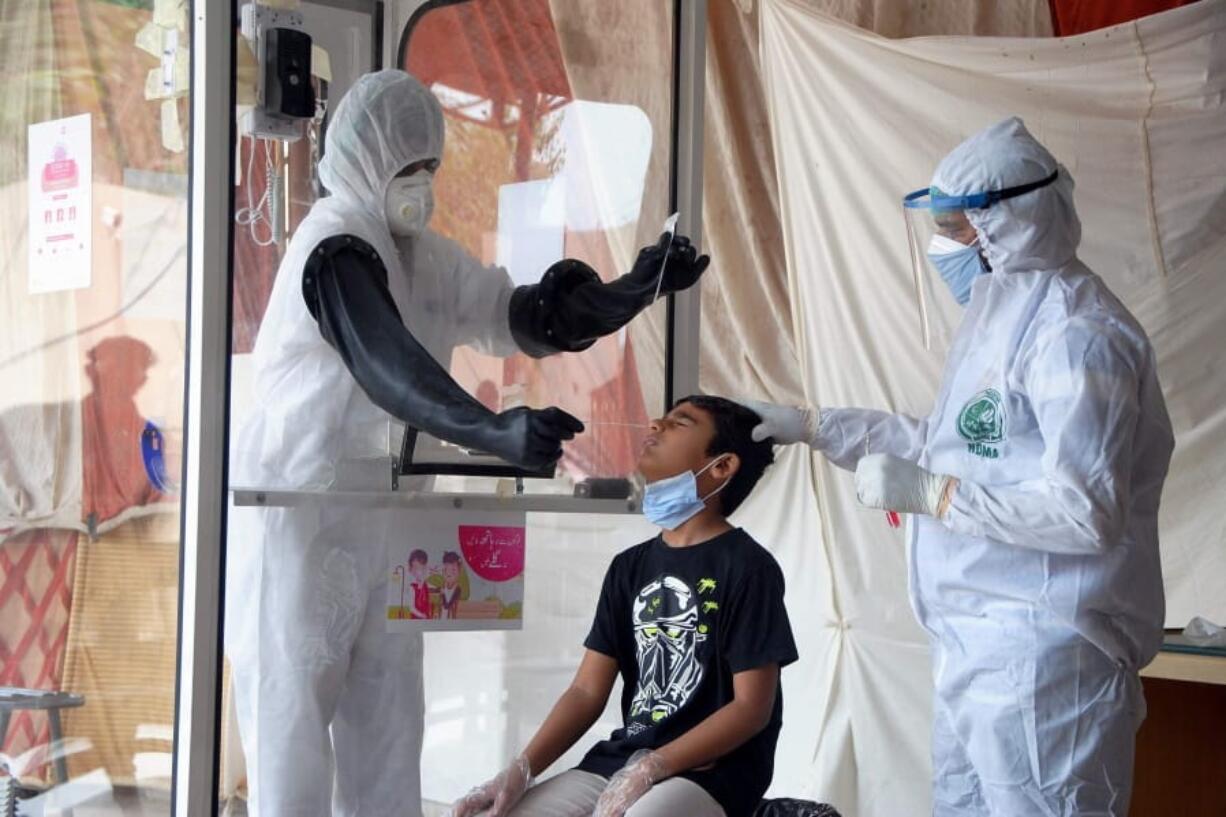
0;688;86;787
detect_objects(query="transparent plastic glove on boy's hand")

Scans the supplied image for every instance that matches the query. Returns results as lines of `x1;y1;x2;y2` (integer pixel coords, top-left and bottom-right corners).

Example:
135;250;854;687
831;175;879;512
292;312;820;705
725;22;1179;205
447;754;532;817
592;749;668;817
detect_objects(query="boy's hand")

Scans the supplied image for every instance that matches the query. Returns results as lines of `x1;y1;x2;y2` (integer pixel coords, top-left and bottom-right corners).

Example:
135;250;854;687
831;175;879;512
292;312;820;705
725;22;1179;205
447;754;532;817
592;749;668;817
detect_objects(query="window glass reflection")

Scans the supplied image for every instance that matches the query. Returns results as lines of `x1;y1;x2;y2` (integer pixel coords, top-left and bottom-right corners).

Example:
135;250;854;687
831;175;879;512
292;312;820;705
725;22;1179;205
0;1;190;812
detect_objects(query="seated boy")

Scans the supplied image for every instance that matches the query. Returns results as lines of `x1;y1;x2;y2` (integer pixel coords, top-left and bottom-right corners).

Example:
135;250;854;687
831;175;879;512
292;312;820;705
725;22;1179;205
450;396;798;817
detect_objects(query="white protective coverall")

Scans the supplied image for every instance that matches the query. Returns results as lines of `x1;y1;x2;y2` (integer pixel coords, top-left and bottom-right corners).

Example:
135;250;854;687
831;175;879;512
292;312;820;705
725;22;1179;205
816;118;1174;815
226;72;520;816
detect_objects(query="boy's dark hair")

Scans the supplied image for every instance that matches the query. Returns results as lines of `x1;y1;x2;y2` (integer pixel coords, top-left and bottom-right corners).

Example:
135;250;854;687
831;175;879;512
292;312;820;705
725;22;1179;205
409;549;429;566
441;551;461;565
678;395;775;517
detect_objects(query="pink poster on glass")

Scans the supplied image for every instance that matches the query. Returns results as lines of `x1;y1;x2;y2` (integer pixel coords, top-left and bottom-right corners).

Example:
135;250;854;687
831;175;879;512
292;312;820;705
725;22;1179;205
387;509;527;632
28;114;92;294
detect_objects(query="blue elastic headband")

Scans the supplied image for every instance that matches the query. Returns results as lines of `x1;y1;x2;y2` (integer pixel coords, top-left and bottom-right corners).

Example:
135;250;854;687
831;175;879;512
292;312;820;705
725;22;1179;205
903;168;1059;211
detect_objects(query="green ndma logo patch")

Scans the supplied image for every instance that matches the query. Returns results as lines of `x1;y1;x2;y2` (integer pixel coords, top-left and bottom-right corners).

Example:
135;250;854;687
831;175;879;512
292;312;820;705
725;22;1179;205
957;388;1005;458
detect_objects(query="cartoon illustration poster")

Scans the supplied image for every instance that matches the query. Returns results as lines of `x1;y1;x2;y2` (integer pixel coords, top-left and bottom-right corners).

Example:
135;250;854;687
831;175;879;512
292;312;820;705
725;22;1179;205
386;509;526;632
28;114;92;294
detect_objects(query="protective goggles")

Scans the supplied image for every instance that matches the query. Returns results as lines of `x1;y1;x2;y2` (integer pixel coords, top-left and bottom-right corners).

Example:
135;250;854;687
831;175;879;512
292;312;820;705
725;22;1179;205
901;169;1059;351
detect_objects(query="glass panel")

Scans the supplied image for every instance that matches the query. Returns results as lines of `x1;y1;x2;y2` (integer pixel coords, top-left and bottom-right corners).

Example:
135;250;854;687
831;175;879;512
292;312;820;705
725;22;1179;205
0;0;190;812
403;2;676;811
221;1;674;814
226;1;363;807
405;0;675;491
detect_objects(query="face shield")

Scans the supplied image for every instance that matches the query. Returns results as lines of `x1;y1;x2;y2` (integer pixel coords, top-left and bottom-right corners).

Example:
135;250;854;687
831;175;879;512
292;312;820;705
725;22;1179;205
902;169;1059;352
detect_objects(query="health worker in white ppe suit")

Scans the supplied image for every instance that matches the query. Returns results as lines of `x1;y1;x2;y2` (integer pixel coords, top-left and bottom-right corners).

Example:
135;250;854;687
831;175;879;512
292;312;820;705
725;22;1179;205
745;117;1174;816
226;70;709;817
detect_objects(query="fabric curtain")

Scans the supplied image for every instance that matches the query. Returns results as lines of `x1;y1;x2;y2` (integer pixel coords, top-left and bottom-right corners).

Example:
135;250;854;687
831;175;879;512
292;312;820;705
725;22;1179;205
697;1;1053;405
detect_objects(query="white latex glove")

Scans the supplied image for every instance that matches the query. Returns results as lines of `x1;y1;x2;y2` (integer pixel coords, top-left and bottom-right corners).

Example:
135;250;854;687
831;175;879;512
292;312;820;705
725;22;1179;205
447;754;533;817
592;749;668;817
855;453;957;518
736;399;821;446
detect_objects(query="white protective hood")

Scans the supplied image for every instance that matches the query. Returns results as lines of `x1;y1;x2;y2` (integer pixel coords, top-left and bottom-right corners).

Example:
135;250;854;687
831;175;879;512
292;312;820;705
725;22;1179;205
240;70;447;489
932;116;1081;275
318;69;444;232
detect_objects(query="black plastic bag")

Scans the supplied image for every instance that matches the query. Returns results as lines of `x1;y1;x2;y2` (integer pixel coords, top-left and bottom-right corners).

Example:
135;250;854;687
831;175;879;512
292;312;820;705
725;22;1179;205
755;798;843;817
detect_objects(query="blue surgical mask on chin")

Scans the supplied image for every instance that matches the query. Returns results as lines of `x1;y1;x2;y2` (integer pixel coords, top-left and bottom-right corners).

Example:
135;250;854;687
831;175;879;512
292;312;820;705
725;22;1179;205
642;455;730;531
928;242;989;306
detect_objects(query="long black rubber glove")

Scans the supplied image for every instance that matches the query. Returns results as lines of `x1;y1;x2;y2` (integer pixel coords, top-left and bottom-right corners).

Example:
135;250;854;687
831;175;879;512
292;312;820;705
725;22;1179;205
302;234;583;470
508;232;710;358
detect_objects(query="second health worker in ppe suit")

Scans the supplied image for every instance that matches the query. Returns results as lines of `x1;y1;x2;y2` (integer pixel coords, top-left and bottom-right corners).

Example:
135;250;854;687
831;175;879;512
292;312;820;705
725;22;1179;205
227;70;709;817
746;117;1173;816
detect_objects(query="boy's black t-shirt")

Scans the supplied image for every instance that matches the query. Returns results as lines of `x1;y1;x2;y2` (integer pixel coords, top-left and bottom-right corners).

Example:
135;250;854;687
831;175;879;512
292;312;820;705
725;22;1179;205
578;527;798;817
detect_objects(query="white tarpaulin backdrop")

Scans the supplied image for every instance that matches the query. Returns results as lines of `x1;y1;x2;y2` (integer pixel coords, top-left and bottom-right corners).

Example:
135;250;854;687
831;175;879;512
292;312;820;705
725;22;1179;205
750;1;1226;814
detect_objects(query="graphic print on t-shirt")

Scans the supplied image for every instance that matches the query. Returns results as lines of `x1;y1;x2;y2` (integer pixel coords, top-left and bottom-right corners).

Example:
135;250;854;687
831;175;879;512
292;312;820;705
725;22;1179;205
628;574;716;731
